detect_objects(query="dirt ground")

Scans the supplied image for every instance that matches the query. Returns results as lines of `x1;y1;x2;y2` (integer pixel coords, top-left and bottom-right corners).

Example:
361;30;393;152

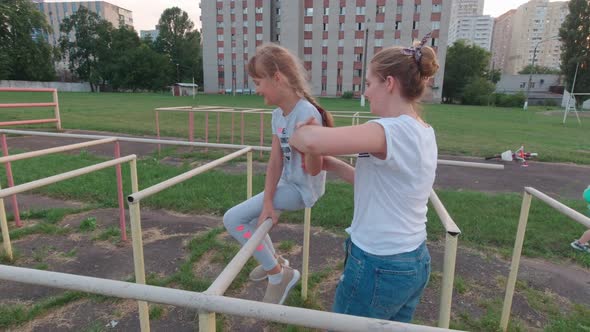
1;129;590;331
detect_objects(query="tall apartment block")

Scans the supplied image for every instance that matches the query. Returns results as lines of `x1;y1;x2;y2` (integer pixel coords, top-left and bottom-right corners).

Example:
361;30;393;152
447;0;492;51
201;0;452;102
490;9;516;73
32;1;134;46
495;0;568;74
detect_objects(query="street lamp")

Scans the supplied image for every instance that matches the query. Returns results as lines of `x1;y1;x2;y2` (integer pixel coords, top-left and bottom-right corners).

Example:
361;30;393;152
523;35;559;110
360;18;371;107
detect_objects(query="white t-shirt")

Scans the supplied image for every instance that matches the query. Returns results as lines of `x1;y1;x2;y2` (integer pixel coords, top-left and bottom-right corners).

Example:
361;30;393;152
346;115;437;256
271;99;326;207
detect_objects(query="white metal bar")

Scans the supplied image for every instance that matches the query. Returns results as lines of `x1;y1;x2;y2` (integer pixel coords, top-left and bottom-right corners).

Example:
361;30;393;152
207;219;273;295
429;190;461;235
0;184;13;260
247;151;253;199
302;207;312;300
0;265;463;332
438;233;458;328
154;108;237;113
500;191;532;331
525;187;590;228
128;147;252;203
437;159;504;170
0;138;117;163
0;129;272;152
0;155;137;199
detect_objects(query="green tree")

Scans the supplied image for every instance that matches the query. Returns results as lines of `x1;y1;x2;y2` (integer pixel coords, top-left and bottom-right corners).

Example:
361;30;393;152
59;7;113;91
559;0;590;107
462;77;496;106
442;40;491;103
0;0;56;81
518;64;561;75
155;7;202;84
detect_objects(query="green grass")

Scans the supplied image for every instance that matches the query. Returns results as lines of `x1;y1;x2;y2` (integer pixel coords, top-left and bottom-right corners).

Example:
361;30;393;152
0;92;587;164
0;291;86;328
79;217;97;232
93;226;121;243
2;208;88;244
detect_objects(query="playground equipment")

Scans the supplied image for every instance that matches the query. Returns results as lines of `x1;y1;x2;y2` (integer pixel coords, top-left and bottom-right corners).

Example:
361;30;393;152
0;88;62;130
0;128;504;330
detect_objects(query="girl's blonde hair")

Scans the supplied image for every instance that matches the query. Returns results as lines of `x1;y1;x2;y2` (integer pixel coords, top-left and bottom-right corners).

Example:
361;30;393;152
248;43;334;127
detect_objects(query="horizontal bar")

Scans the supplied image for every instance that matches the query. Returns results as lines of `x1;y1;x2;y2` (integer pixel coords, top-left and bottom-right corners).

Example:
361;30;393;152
154;108;237;113
0;119;58;126
0;88;56;92
429;189;461;235
128;147;252;203
525;187;590;228
0;103;57;108
207;218;273;295
0;129;272;152
0;265;462;332
0;137;117;163
438;159;504;170
0;155;136;198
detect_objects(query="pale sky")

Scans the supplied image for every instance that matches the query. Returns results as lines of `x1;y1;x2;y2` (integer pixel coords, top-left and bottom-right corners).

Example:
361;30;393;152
42;0;566;32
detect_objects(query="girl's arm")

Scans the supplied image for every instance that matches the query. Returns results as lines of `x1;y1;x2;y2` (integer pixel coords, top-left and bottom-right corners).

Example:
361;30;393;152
259;135;284;225
323;156;355;184
302;153;323;176
290;122;387;157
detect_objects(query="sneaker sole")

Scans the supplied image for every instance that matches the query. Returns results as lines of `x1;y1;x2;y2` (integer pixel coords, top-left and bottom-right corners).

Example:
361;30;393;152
278;269;300;305
249;259;290;282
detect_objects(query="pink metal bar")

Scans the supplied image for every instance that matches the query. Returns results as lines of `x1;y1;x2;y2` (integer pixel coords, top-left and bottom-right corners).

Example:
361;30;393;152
155;110;161;153
1;134;21;227
259;113;264;158
0;88;56;93
114;141;127;241
0;119;58;126
217;112;220;143
231;113;235;144
189;112;194;142
0;103;57;108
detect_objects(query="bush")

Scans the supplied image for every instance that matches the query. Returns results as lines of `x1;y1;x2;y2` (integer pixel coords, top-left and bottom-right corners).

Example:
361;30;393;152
493;92;525;108
342;91;354;99
461;77;495;106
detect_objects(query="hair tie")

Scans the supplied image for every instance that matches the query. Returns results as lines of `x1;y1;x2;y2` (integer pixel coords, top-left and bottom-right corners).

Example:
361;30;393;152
401;32;433;64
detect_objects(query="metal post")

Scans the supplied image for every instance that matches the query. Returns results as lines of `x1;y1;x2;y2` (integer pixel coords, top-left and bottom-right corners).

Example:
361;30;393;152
241;112;245;145
500;192;533;331
128;159;150;332
205;112;209;153
247;151;253;199
302;207;312;300
523;44;538;111
0;183;13;261
114;141;127;241
231;113;235;144
1;134;20;227
189;112;194;142
155;110;161;153
438;233;459;328
217;111;221;143
52;89;62;130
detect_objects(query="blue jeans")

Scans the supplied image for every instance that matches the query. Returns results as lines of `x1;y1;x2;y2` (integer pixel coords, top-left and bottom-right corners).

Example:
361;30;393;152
332;238;431;322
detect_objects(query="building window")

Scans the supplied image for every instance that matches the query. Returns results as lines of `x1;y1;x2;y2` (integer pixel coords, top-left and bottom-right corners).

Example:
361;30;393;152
322;39;328;47
323;23;328;31
305;8;313;16
337;84;342;92
340;6;346;15
375;22;384;31
218;47;224;54
305;39;312;47
432;4;442;13
322;69;327;76
357;22;365;31
322;54;328;61
217;21;224;28
375;39;383;47
354;53;363;62
338;39;344;47
338;53;343;61
243;7;247;14
339;23;344;31
217;34;224;41
354;69;362;77
395;21;401;30
414;4;421;13
431;38;438;47
520;82;526;88
219;82;224;90
396;4;403;13
355;39;363;47
230;7;235;14
255;7;263;14
353;84;360;92
256;33;263;40
217;58;224;65
218;71;224;78
217;8;223;15
413;21;419;29
304;54;312;61
324;7;329;15
376;5;385;14
255;20;263;27
356;6;366;15
322;82;327;91
305;24;313;31
432;21;440;30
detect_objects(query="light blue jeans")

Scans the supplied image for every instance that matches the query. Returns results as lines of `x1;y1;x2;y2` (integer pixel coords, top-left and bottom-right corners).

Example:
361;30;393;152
223;182;306;271
332;238;431;322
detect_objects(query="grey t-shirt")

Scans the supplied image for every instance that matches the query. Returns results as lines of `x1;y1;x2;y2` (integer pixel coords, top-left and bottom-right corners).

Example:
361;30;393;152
271;99;326;207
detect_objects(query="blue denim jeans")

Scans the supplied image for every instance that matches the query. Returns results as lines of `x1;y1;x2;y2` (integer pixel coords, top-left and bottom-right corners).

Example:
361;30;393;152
332;237;431;322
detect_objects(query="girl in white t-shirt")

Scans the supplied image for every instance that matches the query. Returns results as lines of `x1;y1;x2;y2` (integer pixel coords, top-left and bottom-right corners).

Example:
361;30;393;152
290;35;439;322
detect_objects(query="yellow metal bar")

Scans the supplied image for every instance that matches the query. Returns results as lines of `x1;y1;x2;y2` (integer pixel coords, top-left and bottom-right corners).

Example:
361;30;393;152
438;233;458;328
0;183;13;261
302;207;312;300
247;151;253;199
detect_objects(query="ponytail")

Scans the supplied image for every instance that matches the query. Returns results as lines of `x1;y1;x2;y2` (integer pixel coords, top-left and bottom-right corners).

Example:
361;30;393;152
302;90;334;127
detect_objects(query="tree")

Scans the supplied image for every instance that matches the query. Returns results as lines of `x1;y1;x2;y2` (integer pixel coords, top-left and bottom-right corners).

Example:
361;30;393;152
59;7;113;91
442;40;491;103
462;77;496;106
518;65;561;75
0;0;56;81
155;7;203;84
559;0;590;107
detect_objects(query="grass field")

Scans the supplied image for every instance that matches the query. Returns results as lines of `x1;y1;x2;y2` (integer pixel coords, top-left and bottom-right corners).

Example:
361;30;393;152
0;91;588;164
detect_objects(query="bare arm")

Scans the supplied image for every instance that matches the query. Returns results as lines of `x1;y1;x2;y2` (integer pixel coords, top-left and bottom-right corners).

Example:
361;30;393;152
323;156;355;184
303;153;323;176
259;135;283;224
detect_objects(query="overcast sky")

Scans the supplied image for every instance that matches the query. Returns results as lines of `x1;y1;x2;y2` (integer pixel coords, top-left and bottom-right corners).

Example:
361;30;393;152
41;0;566;32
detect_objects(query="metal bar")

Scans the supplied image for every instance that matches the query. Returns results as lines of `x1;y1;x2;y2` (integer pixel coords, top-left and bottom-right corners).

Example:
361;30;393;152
128;147;252;203
231;113;235;144
128;159;150;331
0;103;57;108
437;160;504;170
0;137;117;164
525;187;590;228
0;134;20;227
247;151;252;199
0;184;13;260
0;265;463;332
189;112;194;142
429;190;461;235
500;191;532;331
205;112;209;152
0;155;137;199
241;113;245;145
259;113;264;158
207;219;273;295
0;119;58;126
155;110;161;153
52;89;61;130
438;233;459;328
0;88;56;92
217;112;220;143
302;207;312;300
0;129;272;152
114;141;127;241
